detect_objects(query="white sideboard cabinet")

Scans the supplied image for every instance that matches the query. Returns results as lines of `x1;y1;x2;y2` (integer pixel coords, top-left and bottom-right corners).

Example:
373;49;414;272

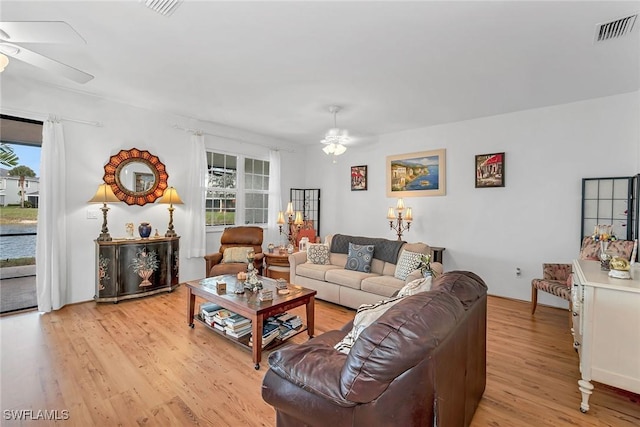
571;259;640;413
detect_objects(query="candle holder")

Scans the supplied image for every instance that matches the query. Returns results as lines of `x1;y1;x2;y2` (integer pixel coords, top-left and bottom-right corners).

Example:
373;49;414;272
387;198;413;241
277;202;304;246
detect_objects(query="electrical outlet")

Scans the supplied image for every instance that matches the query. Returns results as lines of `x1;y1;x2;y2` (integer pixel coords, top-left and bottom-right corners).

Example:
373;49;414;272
86;209;98;219
516;267;522;277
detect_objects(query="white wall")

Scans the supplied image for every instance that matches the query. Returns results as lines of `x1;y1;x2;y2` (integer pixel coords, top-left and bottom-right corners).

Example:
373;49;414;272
1;75;304;305
304;92;640;307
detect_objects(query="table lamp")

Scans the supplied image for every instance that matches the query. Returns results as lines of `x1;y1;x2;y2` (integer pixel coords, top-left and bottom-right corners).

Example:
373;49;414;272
88;183;121;241
159;186;183;237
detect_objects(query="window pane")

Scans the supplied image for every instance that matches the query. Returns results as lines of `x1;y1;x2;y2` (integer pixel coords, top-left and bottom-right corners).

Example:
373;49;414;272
245;158;253;174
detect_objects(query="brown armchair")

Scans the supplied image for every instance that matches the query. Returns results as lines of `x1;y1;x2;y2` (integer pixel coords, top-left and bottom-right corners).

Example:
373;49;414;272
204;226;264;277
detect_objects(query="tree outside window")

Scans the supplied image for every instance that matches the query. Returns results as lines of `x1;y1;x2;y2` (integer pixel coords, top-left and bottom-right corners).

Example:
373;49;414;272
205;152;270;227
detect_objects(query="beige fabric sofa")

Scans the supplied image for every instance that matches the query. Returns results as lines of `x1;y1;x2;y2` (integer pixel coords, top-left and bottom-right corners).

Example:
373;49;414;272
289;234;444;309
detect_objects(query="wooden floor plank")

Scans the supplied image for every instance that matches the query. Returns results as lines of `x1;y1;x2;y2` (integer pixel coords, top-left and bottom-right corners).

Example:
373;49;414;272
1;285;638;426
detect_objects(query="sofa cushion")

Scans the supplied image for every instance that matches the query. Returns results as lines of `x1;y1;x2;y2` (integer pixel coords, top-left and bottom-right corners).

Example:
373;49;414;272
222;246;253;263
394;250;423;280
307;244;330;265
346;243;375;273
296;263;341;281
334;295;406;354
325;269;376;290
361;276;405;298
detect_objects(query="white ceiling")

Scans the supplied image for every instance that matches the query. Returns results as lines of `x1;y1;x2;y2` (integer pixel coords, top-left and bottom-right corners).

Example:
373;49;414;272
1;1;638;148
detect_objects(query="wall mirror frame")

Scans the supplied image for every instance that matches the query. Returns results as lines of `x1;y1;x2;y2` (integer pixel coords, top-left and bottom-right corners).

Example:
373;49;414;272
103;148;169;206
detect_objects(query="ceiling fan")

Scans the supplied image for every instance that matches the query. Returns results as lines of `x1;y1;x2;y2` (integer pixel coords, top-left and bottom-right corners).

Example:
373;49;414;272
0;21;93;84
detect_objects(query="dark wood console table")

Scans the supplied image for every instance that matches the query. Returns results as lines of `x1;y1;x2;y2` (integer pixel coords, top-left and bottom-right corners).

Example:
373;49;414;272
431;246;445;264
95;236;179;303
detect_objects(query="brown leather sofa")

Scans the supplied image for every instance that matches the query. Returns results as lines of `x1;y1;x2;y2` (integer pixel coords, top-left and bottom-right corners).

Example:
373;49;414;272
262;271;487;427
204;226;264;277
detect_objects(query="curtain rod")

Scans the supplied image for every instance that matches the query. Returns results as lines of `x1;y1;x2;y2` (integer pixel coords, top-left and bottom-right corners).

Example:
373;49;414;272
0;107;103;127
171;124;295;153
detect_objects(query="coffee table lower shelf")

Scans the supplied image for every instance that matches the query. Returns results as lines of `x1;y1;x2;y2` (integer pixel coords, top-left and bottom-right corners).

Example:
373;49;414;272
186;276;316;370
193;314;308;353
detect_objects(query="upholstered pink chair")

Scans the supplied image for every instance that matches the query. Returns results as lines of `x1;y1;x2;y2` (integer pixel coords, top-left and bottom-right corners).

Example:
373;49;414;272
531;238;635;317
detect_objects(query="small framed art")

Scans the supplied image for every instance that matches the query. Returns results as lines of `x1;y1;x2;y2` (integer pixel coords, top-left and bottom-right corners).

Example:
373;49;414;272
351;165;367;191
475;152;505;188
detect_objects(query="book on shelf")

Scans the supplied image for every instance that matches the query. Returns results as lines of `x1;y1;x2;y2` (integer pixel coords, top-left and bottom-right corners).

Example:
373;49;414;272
224;313;250;325
249;327;280;348
213;309;234;325
225;325;252;339
200;302;223;315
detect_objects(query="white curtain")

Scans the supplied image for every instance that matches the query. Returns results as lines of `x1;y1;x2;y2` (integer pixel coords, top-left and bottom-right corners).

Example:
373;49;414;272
36;118;68;312
268;149;282;231
184;132;207;258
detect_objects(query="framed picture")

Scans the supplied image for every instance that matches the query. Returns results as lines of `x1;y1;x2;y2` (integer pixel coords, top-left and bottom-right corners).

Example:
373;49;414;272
386;149;446;197
351;165;367;191
134;172;155;193
475;152;505;188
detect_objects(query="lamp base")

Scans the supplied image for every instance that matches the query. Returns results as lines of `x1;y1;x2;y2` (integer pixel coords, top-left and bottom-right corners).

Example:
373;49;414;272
165;229;178;238
96;232;112;242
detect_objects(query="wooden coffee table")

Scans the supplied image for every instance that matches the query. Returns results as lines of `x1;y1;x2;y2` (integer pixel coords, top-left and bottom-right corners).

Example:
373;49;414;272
185;275;316;369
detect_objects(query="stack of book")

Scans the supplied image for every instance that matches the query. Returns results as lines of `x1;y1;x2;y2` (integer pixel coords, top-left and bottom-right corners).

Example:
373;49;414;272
224;313;252;339
249;322;281;348
265;313;304;342
200;302;224;326
212;308;234;332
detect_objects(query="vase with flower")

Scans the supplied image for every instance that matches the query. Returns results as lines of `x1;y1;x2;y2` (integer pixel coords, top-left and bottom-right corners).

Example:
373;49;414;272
417;253;437;278
592;225;617;270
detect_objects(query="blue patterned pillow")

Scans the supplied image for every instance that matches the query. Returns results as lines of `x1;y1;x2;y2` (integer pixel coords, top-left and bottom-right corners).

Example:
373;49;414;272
346;243;375;273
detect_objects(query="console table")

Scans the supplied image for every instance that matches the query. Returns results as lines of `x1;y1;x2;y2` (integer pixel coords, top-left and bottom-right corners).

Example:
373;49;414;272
95;237;179;303
571;259;640;413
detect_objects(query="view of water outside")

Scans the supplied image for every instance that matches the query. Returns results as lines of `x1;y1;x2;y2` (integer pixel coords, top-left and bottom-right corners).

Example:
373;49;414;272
1;143;41;262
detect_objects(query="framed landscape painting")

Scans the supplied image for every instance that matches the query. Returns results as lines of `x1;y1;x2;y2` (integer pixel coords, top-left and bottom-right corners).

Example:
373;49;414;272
386;149;446;197
475;152;505;188
351;165;367;191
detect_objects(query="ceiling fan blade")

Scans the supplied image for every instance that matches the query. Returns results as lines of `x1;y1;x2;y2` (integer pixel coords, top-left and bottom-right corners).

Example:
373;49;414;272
0;42;93;84
0;21;86;44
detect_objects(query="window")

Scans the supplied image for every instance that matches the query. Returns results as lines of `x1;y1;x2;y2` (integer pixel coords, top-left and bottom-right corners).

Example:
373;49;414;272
206;151;270;227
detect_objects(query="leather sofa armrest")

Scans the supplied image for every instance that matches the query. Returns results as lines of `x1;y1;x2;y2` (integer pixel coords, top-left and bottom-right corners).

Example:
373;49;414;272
204;252;223;277
268;344;353;407
289;251;308;273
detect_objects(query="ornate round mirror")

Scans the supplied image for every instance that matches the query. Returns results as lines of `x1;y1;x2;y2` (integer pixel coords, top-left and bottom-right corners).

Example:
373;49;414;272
103;148;169;206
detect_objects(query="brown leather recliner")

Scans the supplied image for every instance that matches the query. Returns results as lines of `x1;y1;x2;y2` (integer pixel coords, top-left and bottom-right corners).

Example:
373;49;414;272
204;226;264;277
262;271;488;427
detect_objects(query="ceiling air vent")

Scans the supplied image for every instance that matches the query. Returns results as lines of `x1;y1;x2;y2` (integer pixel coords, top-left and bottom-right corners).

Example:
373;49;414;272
595;13;637;42
142;0;183;17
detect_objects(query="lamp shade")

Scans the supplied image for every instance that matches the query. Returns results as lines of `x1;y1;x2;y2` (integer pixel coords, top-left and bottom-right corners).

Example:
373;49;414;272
159;187;183;205
88;184;120;203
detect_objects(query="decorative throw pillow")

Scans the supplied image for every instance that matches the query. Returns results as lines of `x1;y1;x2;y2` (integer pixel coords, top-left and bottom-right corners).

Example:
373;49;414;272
394;250;424;280
307;244;330;265
334;296;405;354
222;247;253;263
346;243;375;273
397;276;433;297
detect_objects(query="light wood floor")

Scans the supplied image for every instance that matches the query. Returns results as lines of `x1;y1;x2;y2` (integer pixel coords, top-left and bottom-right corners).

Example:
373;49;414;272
1;285;638;426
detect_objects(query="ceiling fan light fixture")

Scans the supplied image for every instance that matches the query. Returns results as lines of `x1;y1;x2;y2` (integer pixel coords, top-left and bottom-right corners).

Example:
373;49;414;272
320;105;349;158
0;53;8;72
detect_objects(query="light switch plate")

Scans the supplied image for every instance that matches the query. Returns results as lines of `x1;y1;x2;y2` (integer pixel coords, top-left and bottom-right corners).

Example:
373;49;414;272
86;209;98;219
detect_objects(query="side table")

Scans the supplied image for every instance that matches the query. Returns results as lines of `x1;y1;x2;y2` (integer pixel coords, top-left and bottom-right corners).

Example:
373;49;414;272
264;251;293;281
